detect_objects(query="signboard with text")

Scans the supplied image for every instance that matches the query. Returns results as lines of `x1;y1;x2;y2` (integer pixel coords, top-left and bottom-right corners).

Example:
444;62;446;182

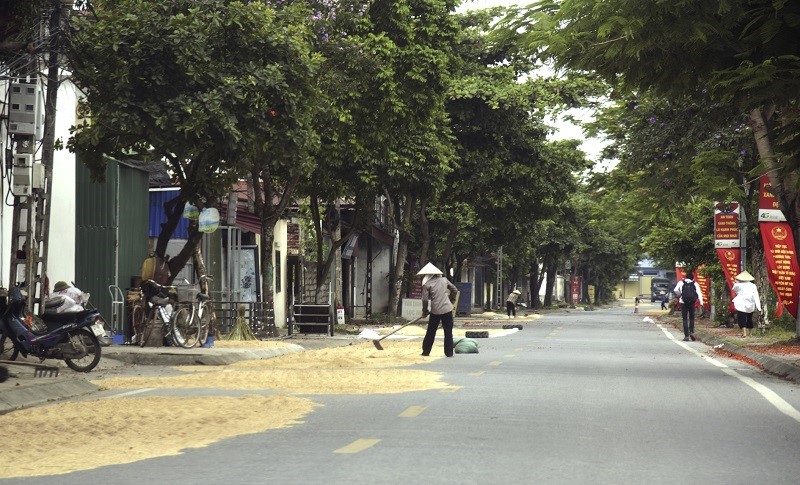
714;201;740;248
758;174;787;222
761;222;800;317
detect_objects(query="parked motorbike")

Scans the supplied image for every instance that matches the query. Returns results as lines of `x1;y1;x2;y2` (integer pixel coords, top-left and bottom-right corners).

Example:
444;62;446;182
0;286;104;372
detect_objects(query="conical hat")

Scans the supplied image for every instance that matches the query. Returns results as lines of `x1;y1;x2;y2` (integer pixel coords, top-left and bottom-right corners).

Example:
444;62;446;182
735;270;754;281
416;262;443;276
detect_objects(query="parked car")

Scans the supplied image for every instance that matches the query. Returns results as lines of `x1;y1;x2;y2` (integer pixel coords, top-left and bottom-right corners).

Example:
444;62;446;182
650;278;673;302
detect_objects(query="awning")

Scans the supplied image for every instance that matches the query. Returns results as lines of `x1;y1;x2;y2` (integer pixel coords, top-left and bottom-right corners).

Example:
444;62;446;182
218;203;261;234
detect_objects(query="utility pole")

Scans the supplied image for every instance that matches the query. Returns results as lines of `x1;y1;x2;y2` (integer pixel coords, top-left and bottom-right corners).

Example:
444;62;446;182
8;0;64;312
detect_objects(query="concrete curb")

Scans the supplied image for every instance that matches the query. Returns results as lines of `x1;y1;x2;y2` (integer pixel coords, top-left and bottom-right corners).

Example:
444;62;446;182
698;333;800;383
0;344;307;414
0;378;98;414
101;343;306;366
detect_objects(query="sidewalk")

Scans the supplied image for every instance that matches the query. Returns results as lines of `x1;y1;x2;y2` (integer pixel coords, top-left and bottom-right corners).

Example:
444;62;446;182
0;338;328;414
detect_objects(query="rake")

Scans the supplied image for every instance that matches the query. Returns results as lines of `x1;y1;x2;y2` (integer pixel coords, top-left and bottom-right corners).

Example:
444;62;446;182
372;316;424;350
0;359;60;377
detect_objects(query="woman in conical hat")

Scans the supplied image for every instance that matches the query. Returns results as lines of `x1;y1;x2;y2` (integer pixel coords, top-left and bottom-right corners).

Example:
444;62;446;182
417;262;443;286
418;262;458;357
506;288;521;318
732;270;761;338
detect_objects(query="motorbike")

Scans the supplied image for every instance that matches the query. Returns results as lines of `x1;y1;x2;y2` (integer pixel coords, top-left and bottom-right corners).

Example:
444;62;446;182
0;286;104;372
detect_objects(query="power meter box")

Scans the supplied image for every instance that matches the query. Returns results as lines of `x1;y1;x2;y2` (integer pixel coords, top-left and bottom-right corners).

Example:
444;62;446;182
12;153;33;196
8;80;42;137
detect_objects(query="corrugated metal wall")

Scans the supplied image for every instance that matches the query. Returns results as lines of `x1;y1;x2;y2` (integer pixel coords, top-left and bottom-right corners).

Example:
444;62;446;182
76;158;148;334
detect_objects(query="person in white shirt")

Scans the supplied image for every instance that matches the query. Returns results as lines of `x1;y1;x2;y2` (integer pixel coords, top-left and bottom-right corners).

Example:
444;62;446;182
732;271;761;338
673;273;703;342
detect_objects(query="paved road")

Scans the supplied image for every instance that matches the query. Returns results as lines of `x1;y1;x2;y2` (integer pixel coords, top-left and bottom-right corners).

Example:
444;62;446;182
6;305;800;484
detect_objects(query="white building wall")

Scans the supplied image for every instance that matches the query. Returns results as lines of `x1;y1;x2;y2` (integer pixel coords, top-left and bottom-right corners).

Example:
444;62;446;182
0;78;79;289
272;219;288;327
46;81;81;287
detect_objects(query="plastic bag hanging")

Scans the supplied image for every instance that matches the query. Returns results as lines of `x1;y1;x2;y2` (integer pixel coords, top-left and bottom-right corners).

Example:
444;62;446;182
198;207;220;233
183;202;199;220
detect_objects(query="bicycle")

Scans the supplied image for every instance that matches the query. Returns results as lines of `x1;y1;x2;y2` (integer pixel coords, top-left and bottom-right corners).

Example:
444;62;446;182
172;275;214;349
130;279;193;348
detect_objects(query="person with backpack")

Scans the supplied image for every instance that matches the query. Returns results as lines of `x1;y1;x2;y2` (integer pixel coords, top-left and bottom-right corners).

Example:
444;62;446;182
673;273;703;341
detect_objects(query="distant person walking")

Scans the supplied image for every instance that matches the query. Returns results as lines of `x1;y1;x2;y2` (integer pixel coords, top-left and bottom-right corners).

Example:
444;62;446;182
661;293;669;310
732;271;761;338
418;263;459;357
506;289;521;318
674;273;703;341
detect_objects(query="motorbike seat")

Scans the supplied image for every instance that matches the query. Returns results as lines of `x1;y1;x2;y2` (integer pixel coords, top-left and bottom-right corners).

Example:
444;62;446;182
41;309;96;324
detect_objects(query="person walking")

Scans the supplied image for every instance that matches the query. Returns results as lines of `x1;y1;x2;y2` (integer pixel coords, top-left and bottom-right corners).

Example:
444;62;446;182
673;273;703;341
418;262;459;357
661;293;669;310
732;271;761;338
506;289;521;318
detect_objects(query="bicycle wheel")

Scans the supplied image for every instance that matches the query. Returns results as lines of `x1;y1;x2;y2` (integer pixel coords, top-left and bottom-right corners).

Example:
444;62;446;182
131;303;146;346
197;305;212;346
139;306;159;348
172;306;199;348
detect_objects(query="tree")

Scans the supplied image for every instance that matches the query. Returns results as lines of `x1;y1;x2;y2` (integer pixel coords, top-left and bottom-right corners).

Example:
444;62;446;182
67;0;321;297
499;0;800;334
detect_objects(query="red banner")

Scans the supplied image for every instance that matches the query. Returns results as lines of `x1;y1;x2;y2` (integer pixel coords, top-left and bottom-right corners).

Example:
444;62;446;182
758;174;786;222
570;275;581;305
716;248;741;313
695;265;711;312
761;222;800;318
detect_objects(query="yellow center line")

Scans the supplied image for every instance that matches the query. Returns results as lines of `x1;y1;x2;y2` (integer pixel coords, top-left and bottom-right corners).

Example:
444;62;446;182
469;371;485;376
514;348;523;352
399;405;427;418
488;361;502;366
504;354;515;358
334;439;381;454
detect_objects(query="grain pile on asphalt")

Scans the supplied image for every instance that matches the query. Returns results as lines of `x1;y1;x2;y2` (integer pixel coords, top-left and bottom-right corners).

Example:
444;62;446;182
1;340;459;478
95;341;456;394
0;394;316;479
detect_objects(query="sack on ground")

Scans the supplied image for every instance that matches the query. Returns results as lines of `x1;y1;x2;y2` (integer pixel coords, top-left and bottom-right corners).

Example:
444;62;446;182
454;337;479;354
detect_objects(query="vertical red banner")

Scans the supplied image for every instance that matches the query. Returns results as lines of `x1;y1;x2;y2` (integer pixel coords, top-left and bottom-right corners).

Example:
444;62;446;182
758;175;786;222
761;222;800;318
695;264;711;312
716;248;741;313
570;275;581;305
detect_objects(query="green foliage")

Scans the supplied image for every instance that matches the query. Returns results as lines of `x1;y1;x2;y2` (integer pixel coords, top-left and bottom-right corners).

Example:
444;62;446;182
67;0;321;195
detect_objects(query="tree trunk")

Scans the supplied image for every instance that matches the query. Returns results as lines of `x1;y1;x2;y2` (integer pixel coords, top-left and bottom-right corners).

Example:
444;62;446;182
419;199;430;265
543;258;558;307
192;244;217;336
388;196;414;321
529;259;541;309
441;219;458;278
333;199;343;308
